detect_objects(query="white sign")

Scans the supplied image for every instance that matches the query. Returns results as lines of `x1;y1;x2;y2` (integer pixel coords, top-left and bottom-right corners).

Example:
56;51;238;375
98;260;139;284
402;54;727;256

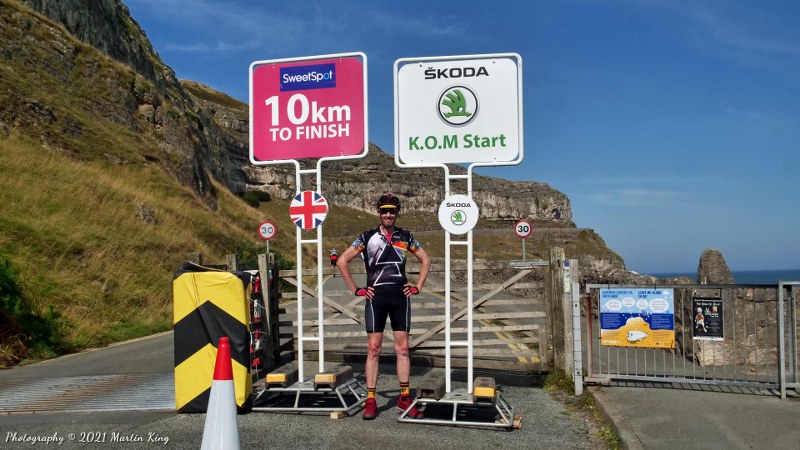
258;221;277;240
514;220;532;239
438;194;479;234
395;54;522;165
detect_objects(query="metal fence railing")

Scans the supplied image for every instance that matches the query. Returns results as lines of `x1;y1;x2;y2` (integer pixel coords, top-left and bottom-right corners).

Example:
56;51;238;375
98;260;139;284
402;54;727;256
779;281;800;398
583;282;800;398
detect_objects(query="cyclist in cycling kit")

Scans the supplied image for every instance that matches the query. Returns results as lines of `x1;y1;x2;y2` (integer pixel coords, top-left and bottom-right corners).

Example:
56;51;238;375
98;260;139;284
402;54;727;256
337;194;431;420
329;249;338;272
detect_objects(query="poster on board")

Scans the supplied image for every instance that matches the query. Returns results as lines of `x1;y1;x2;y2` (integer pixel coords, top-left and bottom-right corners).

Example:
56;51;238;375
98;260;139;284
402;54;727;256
600;288;675;349
692;297;724;341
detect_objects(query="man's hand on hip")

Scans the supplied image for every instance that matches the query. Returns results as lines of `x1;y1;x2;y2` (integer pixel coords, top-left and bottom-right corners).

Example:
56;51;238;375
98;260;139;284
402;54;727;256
403;285;420;297
354;286;375;299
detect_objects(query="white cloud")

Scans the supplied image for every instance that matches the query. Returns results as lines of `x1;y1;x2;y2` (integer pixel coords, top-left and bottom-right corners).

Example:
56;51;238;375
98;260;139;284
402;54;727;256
579;174;709;185
584;188;686;208
578;0;800;66
660;1;800;74
127;0;464;57
164;40;260;53
688;6;800;57
127;0;316;55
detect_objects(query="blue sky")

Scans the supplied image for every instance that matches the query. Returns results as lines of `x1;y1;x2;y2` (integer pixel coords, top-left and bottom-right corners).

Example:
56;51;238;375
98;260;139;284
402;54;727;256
125;0;799;273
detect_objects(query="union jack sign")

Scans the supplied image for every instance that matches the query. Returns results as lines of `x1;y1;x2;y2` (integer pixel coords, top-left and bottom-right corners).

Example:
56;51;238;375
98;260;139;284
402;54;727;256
289;191;328;229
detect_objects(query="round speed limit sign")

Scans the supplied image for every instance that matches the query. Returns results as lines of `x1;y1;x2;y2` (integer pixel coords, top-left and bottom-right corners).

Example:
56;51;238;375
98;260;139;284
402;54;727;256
514;220;532;239
258;221;277;240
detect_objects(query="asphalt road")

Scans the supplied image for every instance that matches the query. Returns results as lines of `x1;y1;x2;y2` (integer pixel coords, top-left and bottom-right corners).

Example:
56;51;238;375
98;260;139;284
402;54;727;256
0;332;605;449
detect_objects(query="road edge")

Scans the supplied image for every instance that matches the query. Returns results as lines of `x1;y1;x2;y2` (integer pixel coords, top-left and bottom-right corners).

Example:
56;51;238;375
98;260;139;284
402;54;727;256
588;386;644;450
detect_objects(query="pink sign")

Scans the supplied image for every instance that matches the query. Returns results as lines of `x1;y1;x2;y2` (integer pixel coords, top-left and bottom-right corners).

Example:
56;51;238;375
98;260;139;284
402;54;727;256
251;57;365;161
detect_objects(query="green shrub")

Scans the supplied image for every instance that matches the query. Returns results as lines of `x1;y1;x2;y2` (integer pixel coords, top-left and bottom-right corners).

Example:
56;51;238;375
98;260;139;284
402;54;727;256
240;190;272;207
228;240;262;267
0;253;65;359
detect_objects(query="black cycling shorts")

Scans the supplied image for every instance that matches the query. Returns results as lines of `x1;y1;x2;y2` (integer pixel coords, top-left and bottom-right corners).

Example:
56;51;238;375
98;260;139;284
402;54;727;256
364;290;410;333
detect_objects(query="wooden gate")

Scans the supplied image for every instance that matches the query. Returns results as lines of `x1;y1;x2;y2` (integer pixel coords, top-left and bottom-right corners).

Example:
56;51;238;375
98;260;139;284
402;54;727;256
277;262;549;372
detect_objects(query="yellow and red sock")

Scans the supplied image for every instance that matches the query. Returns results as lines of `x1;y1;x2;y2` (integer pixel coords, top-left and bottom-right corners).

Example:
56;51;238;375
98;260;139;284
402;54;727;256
399;382;410;396
367;387;376;399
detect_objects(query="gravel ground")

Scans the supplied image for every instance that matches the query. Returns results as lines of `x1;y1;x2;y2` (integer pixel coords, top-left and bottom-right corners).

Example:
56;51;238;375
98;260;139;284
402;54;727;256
1;366;606;449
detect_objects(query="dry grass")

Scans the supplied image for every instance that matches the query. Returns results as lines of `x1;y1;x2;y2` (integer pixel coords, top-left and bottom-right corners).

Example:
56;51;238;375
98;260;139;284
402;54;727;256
0;129;613;358
0;132;278;350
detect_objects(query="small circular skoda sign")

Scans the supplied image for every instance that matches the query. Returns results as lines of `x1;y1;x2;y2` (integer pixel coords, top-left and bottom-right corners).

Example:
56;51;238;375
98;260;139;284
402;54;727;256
438;194;479;234
438;85;478;126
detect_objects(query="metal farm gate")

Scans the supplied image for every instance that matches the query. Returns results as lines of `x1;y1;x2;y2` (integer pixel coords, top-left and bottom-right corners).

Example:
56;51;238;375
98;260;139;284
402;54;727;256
582;281;800;398
277;263;549;373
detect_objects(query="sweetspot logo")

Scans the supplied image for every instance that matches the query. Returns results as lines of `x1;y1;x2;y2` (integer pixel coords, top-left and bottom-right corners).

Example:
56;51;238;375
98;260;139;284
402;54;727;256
280;63;336;92
438;85;478;126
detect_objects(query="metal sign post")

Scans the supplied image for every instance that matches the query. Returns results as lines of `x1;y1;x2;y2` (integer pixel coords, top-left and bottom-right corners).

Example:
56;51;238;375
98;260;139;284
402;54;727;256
249;52;369;414
394;53;523;428
258;221;277;255
514;220;532;260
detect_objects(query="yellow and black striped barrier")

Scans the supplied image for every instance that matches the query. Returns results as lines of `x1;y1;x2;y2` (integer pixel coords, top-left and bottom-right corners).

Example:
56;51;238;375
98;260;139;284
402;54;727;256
173;261;252;412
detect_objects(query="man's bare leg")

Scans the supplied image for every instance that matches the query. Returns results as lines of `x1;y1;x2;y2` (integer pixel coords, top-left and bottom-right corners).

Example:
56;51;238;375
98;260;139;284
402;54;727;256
366;332;384;388
393;331;410;383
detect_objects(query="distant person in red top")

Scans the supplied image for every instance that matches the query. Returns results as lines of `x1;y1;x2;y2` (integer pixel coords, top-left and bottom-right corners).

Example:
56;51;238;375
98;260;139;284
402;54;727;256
337;194;430;420
330;249;338;272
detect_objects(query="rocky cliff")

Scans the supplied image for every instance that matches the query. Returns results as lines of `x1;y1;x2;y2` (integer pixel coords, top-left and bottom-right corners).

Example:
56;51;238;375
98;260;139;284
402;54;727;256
15;0;247;206
182;83;573;223
0;0;635;280
15;0;574;224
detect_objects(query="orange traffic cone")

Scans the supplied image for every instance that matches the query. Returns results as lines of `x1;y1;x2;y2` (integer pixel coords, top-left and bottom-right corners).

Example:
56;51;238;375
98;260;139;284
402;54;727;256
201;337;240;450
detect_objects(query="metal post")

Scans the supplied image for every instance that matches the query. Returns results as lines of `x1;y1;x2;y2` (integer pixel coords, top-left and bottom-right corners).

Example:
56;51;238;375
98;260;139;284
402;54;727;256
585;285;594;380
467;229;474;394
563;260;573;377
444;231;452;393
296;217;304;382
570;259;583;395
790;284;798;384
317;223;325;374
316;170;325;375
779;282;787;399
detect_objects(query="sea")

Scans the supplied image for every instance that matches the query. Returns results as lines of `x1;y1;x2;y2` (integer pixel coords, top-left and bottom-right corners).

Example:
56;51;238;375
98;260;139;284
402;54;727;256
650;269;800;284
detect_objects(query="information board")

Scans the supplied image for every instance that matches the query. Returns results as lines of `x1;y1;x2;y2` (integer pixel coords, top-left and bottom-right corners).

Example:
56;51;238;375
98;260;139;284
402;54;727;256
692;297;724;341
599;288;675;349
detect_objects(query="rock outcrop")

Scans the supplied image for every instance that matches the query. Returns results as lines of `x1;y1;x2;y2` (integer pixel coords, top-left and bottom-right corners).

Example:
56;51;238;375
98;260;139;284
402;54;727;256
677;249;779;369
697;248;735;284
17;0;235;206
21;0;166;89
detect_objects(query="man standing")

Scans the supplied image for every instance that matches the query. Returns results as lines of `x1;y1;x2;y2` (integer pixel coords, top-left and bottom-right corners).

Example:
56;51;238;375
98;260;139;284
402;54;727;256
337;193;431;420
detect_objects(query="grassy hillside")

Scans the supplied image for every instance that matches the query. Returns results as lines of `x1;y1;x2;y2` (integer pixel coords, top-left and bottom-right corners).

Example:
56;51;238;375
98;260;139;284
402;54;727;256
0;131;289;364
0;0;269;365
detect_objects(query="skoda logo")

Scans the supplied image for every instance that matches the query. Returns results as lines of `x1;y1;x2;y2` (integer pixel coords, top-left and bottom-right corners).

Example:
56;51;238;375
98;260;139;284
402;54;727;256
450;210;467;226
438;85;478;126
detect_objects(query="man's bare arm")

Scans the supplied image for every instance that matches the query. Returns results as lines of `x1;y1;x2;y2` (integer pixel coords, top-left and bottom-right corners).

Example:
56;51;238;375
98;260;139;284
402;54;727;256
336;246;374;298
